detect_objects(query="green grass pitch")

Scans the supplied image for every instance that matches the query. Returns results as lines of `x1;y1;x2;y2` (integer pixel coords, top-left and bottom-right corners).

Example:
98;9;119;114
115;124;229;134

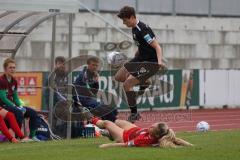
0;130;239;160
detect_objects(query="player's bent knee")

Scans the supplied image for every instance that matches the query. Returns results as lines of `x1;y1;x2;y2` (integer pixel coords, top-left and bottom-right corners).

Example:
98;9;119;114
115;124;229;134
114;119;121;125
123;81;133;91
114;74;125;82
114;67;128;82
114;74;121;82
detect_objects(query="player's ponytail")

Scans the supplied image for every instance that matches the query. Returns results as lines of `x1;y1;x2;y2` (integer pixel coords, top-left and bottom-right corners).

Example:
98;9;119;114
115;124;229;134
158;129;193;148
159;129;177;148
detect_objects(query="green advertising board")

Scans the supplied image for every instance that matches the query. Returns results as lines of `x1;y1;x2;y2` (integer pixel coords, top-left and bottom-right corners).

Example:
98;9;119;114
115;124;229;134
42;69;199;110
97;70;182;109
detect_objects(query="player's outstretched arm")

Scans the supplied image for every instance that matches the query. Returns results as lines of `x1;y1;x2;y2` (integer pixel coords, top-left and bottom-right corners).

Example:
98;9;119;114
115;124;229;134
150;39;164;67
99;143;127;148
174;138;194;147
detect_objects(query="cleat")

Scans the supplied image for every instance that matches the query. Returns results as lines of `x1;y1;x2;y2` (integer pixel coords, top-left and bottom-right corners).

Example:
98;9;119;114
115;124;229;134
11;137;19;143
20;137;34;143
127;112;141;123
78;107;93;121
31;136;41;142
72;105;93;121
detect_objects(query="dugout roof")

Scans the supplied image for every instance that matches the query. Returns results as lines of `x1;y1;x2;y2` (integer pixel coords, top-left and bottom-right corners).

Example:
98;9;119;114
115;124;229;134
0;10;57;57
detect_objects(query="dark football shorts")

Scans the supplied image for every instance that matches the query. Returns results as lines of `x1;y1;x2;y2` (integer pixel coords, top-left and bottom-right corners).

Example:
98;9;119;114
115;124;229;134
124;57;160;82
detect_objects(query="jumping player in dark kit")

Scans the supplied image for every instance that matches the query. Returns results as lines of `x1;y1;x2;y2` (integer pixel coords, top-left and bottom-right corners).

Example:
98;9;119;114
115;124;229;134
115;6;166;123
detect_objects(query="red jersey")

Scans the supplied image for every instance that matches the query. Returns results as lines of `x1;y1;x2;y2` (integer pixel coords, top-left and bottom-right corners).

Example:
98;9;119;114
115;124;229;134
0;74;18;105
123;127;159;147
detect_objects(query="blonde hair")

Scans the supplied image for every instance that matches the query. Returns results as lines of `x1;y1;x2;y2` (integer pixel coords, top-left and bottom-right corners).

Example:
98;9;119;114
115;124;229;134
3;58;15;69
158;129;193;148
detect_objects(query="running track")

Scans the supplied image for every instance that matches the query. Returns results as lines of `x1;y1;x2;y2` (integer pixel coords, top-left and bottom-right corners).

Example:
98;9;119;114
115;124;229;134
118;108;240;132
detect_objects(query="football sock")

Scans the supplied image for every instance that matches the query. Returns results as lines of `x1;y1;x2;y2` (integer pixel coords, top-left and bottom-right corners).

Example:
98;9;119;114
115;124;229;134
0;116;14;141
126;91;136;106
5;112;24;139
91;117;101;125
126;91;137;114
129;105;138;114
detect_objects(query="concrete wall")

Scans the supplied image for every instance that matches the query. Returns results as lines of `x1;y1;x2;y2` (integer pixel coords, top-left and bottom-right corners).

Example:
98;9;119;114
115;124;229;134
79;0;240;17
10;12;240;71
1;0;240;16
199;70;240;108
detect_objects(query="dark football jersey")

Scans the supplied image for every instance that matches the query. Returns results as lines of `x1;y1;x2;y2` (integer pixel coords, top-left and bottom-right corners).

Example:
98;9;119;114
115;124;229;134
132;21;158;61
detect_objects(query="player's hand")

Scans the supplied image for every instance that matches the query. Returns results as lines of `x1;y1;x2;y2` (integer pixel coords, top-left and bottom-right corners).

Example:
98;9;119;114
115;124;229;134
92;71;99;82
99;144;108;148
16;106;26;114
158;62;166;70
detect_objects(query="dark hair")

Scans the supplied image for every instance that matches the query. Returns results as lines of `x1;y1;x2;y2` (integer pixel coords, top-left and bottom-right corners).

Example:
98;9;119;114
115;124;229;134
117;6;136;19
87;56;100;65
55;56;66;65
3;58;15;69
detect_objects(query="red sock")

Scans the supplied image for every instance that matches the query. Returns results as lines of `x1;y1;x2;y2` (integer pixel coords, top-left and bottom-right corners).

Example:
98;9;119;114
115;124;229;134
91;117;101;125
5;112;24;139
0;116;14;141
